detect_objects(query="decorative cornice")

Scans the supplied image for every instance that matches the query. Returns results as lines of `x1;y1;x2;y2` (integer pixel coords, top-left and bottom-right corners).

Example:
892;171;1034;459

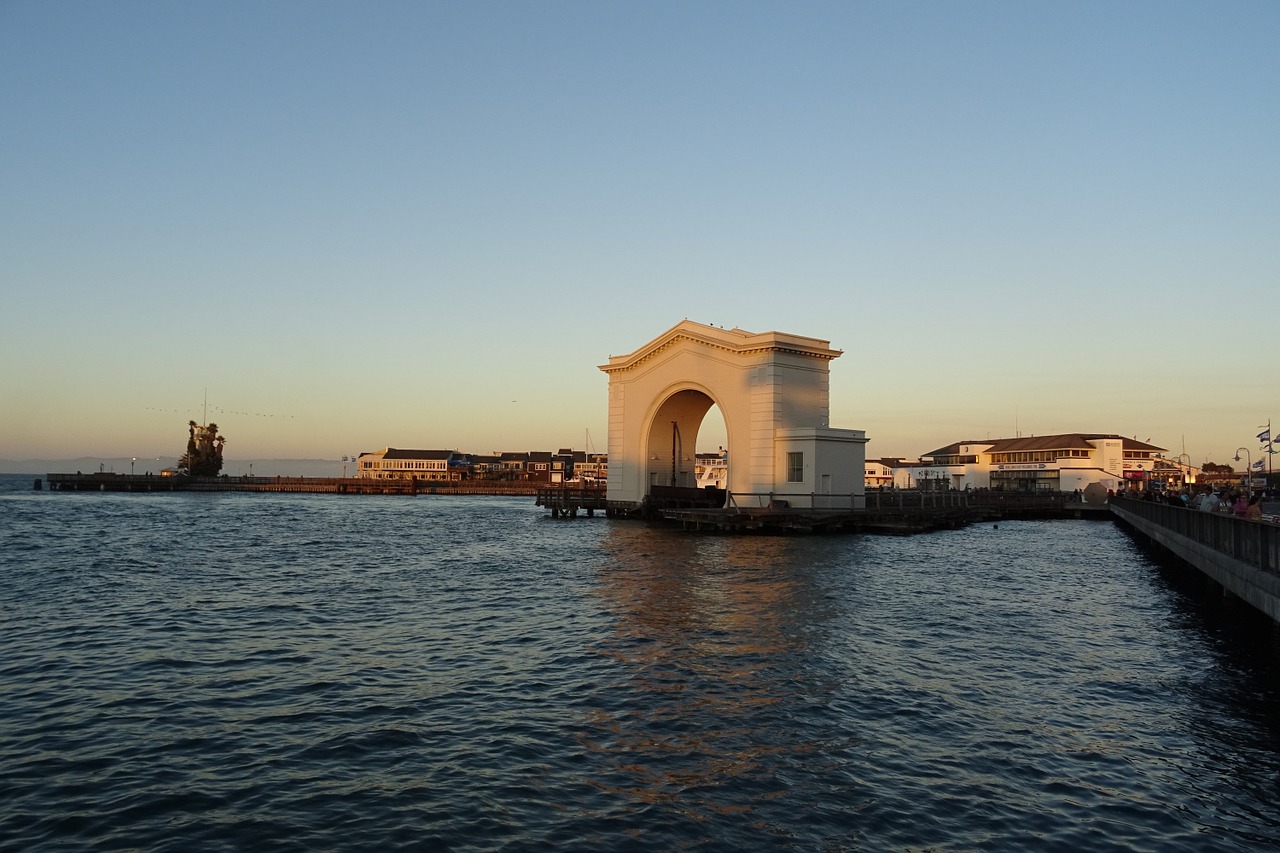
599;320;842;374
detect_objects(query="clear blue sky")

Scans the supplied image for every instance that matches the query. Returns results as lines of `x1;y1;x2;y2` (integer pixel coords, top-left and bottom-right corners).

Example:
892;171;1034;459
2;1;1276;467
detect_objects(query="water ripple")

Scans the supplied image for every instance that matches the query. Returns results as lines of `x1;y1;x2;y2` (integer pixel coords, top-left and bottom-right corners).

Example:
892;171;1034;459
3;481;1280;849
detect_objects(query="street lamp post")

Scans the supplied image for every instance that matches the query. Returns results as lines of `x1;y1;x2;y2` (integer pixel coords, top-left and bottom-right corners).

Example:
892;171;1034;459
1175;453;1191;487
1234;447;1252;492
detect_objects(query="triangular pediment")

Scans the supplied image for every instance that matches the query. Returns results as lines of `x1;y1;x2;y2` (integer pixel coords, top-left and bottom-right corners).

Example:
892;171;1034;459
599;319;841;374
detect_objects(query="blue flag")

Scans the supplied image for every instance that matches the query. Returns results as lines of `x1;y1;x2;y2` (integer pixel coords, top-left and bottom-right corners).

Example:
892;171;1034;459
1259;429;1271;443
1254;460;1266;470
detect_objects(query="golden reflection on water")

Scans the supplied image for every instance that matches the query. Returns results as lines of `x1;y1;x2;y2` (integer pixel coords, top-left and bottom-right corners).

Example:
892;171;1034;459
582;524;835;813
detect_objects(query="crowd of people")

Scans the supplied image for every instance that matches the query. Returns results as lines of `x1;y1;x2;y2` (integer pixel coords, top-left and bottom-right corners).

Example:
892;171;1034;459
1115;484;1274;521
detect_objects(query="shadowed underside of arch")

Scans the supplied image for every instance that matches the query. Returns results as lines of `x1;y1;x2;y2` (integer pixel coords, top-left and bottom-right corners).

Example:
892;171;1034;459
600;320;868;508
645;388;716;489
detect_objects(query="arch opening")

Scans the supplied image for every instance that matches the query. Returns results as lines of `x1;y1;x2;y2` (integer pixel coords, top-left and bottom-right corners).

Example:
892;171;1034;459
695;403;728;490
643;389;724;492
645;384;737;491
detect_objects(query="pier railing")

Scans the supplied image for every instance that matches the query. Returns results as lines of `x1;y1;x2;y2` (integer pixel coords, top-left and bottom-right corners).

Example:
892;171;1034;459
1112;496;1279;574
726;491;865;510
723;490;977;511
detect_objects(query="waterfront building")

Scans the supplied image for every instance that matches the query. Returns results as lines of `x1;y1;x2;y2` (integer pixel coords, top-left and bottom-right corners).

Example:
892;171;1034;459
573;453;608;483
356;448;468;481
468;453;503;479
865;458;918;490
495;452;530;479
550;450;609;483
488;450;560;482
527;451;553;483
551;450;572;483
908;433;1167;493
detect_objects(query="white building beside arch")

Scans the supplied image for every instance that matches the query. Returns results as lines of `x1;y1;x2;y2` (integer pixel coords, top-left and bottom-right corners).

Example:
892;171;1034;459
599;320;868;509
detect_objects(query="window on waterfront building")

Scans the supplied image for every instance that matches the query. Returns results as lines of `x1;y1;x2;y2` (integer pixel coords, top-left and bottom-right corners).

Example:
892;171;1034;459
787;452;803;483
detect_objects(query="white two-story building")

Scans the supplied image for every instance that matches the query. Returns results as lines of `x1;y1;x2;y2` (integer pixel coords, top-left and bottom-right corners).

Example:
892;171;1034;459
356;448;465;480
906;433;1166;493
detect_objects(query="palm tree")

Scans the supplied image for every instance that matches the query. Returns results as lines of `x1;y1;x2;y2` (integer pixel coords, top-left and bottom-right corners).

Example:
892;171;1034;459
179;419;226;476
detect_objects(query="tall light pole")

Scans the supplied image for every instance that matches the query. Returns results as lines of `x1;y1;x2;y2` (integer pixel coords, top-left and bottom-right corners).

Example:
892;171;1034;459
1261;420;1274;481
1176;453;1191;487
1234;447;1252;492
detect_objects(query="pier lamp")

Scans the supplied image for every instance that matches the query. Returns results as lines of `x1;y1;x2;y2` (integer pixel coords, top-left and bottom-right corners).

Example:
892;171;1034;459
1234;447;1252;491
131;457;137;475
1176;453;1192;485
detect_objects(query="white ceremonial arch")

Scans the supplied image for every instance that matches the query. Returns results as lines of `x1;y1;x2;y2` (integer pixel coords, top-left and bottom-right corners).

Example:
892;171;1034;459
599;320;868;509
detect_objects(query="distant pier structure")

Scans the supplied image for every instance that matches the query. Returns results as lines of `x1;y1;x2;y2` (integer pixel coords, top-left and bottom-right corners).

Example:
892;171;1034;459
599;320;868;516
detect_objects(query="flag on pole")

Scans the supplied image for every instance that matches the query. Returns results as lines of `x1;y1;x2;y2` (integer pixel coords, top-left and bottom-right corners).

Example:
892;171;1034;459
1259;429;1271;443
1254;460;1265;470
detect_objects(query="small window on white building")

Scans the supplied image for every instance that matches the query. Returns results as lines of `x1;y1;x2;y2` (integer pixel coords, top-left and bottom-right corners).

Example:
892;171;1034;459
787;452;803;483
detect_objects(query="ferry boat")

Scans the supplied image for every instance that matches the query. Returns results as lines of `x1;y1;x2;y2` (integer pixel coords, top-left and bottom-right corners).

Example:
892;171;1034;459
695;451;728;490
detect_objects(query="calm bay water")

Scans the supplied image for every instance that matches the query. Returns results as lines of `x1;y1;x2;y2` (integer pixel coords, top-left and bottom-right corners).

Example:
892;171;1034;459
3;474;1280;850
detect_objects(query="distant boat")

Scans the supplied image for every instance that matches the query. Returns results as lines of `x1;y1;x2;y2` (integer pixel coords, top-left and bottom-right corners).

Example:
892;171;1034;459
695;452;727;490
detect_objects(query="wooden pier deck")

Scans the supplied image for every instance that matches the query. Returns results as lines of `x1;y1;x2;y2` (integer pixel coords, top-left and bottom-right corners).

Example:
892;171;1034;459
661;505;978;534
603;490;1113;534
535;484;609;517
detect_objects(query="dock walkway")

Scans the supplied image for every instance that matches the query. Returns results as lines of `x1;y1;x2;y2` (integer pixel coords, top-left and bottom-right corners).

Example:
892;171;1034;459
537;489;1110;533
660;505;976;534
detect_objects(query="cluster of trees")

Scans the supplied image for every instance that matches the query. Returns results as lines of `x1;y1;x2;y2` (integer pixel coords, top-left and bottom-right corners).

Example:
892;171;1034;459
179;420;225;476
1201;462;1235;475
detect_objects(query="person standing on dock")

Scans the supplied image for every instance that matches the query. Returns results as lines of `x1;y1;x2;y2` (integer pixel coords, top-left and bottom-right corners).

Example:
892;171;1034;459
1246;496;1263;521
